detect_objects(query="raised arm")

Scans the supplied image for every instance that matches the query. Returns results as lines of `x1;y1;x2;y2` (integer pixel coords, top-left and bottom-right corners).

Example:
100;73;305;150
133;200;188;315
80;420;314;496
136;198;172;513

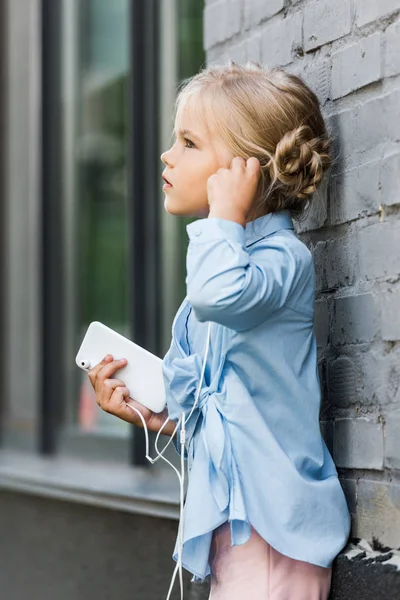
186;217;312;331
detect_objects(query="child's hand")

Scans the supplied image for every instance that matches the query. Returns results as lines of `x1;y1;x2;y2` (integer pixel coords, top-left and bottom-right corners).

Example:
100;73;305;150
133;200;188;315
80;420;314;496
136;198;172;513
87;355;174;435
207;156;261;226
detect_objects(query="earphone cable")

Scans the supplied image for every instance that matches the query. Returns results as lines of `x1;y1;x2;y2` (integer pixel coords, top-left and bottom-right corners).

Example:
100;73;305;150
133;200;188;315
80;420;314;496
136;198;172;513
125;321;211;599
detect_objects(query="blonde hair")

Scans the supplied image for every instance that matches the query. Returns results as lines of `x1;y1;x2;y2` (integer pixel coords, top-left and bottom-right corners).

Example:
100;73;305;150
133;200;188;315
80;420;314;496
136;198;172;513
174;61;332;222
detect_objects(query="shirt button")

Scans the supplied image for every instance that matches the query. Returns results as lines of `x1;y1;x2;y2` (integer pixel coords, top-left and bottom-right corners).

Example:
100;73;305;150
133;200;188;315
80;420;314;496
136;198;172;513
192;228;201;236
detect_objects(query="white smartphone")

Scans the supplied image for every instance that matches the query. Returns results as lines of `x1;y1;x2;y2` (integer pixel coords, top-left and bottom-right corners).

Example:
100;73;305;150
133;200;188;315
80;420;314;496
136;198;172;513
75;321;167;413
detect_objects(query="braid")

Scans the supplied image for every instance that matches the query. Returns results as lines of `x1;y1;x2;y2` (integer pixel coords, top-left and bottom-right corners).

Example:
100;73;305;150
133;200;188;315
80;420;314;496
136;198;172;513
268;125;332;200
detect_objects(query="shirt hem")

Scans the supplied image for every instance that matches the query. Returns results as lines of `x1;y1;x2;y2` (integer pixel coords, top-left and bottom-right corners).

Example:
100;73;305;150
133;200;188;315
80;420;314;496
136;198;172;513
172;514;348;580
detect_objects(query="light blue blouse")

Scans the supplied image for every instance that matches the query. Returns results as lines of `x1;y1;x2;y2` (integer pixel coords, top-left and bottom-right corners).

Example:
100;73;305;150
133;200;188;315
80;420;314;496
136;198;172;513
161;210;351;582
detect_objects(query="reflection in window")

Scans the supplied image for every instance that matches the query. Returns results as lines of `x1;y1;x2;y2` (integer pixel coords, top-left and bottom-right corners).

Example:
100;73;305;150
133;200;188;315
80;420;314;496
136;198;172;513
62;0;130;436
61;0;205;442
176;0;206;301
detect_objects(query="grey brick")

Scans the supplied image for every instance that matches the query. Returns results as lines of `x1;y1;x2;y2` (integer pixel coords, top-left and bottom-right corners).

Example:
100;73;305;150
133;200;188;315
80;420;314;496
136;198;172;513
244;0;285;29
228;39;247;63
302;58;331;106
313;241;328;292
304;0;352;51
356;480;400;549
333;418;384;469
332;92;400;165
381;153;400;207
328;108;355;161
384;19;400;77
204;0;242;50
354;0;400;28
328;355;358;407
385;414;400;469
327;235;359;290
341;478;357;514
320;420;334;455
332;294;379;345
381;289;400;341
328;347;384;409
295;182;328;233
359;220;400;281
260;11;302;67
314;234;358;292
246;32;261;63
380;347;400;405
314;300;329;347
318;359;328;409
329;160;381;225
354;90;400;153
357;349;386;407
331;32;382;99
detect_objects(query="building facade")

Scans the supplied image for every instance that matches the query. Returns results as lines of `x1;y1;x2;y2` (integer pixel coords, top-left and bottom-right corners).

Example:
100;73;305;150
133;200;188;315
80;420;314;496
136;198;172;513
0;1;399;599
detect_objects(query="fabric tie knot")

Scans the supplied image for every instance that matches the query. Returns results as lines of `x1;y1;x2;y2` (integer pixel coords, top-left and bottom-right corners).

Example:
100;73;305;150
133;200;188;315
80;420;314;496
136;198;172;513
163;347;233;514
164;353;211;419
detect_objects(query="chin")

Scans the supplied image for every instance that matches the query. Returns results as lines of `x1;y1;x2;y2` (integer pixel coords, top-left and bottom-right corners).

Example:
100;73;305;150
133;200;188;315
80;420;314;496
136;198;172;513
164;197;209;218
164;199;185;216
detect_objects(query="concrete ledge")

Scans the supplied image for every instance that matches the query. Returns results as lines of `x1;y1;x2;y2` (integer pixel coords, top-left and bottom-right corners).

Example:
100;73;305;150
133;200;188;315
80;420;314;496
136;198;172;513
0;449;181;520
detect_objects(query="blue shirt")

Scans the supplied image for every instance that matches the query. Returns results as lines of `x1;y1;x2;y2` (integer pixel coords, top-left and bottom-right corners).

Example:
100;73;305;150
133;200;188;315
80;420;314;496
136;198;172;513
162;209;351;582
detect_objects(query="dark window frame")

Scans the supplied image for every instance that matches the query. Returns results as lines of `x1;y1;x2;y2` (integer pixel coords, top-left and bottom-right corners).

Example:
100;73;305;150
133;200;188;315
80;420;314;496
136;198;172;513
128;0;162;465
0;0;6;444
40;0;64;454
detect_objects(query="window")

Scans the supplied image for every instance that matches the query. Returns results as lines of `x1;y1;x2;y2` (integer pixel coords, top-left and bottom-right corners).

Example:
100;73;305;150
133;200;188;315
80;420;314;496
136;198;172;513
61;0;131;438
3;0;205;471
159;0;205;350
44;0;133;463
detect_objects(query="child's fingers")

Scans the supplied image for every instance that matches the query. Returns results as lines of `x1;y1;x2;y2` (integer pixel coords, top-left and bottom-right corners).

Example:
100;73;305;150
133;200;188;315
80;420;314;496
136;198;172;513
87;354;113;387
230;156;246;171
96;377;126;408
246;156;261;176
103;386;151;429
88;356;127;392
105;384;130;411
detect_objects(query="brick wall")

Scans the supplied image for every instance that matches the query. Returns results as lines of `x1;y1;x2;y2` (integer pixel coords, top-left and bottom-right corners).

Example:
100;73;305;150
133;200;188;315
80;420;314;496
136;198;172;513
203;0;400;565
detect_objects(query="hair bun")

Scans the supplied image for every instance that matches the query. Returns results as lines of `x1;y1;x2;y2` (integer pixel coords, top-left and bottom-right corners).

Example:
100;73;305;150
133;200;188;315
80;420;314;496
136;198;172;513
268;125;331;200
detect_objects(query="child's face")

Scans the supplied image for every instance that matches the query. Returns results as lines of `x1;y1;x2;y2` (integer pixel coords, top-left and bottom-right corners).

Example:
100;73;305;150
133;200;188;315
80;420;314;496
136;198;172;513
160;105;234;218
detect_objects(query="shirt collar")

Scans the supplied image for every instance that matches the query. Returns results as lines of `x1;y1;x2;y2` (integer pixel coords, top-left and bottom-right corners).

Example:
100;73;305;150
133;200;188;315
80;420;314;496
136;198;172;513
244;210;294;247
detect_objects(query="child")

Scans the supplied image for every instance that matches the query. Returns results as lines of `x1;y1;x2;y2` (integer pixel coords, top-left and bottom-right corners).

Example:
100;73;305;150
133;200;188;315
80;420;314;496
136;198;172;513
89;62;351;599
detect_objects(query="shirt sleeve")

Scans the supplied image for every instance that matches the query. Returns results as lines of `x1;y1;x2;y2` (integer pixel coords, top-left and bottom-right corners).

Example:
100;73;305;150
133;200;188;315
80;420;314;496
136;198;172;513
185;217;312;331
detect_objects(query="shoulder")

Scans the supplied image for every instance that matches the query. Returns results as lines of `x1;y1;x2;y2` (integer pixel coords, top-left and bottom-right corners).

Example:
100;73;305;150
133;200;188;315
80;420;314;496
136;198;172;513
248;229;313;271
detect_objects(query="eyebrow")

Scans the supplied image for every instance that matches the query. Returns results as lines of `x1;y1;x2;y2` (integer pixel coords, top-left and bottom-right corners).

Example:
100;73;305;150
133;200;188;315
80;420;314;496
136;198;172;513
174;128;202;143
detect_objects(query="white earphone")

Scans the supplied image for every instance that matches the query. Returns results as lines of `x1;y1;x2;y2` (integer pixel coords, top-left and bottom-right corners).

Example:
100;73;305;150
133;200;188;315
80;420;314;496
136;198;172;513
125;321;212;600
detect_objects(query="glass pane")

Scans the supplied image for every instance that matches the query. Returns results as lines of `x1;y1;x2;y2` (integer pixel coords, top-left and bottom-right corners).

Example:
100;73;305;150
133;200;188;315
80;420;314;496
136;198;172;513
61;0;131;438
158;0;206;356
173;0;206;304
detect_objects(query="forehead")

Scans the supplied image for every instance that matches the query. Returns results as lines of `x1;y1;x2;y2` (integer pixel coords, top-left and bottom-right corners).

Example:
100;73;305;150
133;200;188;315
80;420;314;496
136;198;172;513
174;92;234;163
174;94;212;139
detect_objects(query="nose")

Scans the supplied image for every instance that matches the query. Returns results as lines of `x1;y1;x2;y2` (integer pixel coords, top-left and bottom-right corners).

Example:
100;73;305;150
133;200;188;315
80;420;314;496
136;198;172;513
161;138;177;166
160;149;171;165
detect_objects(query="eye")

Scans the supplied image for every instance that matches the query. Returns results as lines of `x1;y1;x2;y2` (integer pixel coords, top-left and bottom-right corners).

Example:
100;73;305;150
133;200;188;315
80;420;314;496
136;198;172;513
184;137;195;149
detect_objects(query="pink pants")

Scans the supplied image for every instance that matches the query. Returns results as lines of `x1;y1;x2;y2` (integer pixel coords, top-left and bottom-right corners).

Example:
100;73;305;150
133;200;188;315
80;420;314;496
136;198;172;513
208;522;332;600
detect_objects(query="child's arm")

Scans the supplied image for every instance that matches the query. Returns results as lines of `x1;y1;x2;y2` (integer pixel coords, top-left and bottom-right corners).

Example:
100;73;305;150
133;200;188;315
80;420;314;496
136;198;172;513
185;217;313;331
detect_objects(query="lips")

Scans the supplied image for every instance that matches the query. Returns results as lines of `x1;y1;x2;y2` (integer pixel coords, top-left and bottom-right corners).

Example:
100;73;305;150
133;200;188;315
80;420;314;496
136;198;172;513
162;173;172;186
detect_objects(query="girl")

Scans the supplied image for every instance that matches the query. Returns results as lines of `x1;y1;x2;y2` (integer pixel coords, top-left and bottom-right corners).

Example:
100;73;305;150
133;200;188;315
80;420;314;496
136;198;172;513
89;62;351;599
